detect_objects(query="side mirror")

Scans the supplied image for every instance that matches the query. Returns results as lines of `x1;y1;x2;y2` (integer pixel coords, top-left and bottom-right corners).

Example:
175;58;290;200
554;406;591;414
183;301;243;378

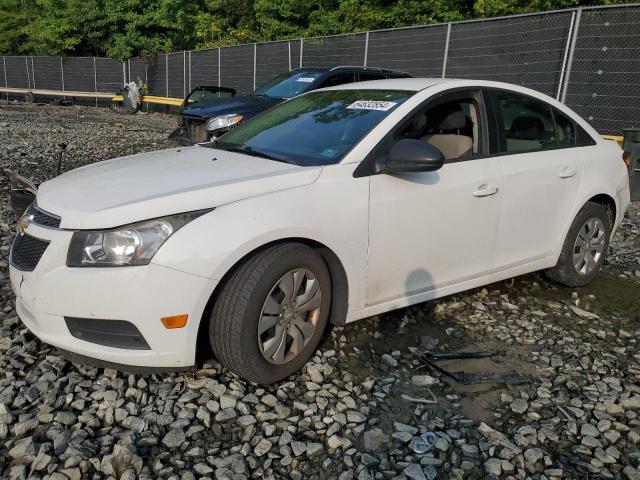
382;139;445;174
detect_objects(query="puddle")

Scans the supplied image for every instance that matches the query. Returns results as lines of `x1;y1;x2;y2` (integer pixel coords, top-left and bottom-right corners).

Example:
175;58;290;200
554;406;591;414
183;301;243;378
533;271;640;320
336;303;538;425
331;269;639;429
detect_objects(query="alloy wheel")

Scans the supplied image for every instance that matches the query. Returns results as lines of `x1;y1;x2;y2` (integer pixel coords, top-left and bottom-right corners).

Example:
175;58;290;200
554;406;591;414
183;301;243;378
573;217;606;275
258;268;322;365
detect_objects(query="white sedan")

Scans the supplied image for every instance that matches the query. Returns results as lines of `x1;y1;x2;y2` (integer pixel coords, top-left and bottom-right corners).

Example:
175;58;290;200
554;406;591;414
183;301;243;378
9;79;630;383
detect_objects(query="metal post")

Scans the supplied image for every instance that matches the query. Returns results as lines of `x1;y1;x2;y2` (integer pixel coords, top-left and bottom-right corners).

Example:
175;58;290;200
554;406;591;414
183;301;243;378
299;39;304;68
61;58;66;98
442;23;452;78
122;62;126;85
3;56;8;101
253;43;257;91
557;11;576;100
363;31;369;66
218;48;221;86
165;54;169;97
30;56;35;88
93;57;98;106
183;51;186;98
560;9;581;103
25;57;30;89
127;59;131;83
188;51;192;91
288;42;292;71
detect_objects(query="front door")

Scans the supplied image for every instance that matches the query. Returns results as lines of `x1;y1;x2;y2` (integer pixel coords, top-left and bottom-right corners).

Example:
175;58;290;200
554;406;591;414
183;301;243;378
366;91;504;307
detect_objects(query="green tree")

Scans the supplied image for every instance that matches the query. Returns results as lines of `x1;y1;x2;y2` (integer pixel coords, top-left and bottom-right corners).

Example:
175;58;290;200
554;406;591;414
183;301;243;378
0;0;33;53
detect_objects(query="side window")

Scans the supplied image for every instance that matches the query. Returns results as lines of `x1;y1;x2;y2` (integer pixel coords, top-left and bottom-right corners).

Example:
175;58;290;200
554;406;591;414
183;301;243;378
356;73;386;82
553;109;576;148
318;73;356;88
576;123;597;147
491;90;556;153
396;97;480;160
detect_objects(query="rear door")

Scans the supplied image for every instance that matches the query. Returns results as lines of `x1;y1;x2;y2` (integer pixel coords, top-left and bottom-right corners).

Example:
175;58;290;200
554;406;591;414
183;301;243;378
486;89;585;269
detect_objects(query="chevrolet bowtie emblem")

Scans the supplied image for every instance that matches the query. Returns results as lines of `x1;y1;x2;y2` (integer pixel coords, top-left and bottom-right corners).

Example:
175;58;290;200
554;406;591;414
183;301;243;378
16;213;33;236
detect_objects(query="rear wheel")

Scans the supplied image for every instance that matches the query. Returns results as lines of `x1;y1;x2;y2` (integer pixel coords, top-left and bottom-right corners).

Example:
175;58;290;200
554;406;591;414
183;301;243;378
209;243;331;384
545;202;611;287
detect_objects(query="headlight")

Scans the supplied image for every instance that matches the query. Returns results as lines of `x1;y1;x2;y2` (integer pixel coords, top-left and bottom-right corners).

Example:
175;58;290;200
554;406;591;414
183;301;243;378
67;210;211;267
206;114;243;132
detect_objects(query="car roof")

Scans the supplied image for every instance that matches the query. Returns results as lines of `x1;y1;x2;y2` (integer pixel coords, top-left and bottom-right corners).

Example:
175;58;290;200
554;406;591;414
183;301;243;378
323;78;562;97
323;77;454;91
292;66;410;76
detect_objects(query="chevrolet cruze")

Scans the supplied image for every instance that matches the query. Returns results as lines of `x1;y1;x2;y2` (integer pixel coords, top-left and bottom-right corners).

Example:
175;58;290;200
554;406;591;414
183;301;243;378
9;79;630;383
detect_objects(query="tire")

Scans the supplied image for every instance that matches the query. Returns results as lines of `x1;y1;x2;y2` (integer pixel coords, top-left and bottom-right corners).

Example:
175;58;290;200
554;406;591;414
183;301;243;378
209;243;332;384
545;202;611;287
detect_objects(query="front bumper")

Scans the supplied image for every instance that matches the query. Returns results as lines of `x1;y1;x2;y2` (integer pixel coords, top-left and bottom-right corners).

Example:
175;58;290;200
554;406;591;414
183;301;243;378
9;223;215;368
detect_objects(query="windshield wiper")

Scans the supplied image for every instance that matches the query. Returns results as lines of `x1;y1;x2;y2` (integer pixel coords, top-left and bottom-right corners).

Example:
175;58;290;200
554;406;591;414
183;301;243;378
215;143;296;165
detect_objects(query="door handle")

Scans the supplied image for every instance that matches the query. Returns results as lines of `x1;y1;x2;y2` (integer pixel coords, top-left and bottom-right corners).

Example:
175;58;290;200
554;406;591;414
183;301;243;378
559;167;577;179
473;184;498;197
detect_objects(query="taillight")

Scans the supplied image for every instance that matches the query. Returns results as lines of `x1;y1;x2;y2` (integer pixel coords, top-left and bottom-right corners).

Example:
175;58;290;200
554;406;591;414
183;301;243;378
623;151;631;168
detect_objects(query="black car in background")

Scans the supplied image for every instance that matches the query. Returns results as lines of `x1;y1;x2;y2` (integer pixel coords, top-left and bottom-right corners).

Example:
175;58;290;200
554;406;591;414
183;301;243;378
174;66;411;144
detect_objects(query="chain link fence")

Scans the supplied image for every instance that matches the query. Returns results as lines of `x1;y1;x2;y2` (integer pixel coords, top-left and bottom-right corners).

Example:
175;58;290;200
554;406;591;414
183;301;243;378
2;4;639;134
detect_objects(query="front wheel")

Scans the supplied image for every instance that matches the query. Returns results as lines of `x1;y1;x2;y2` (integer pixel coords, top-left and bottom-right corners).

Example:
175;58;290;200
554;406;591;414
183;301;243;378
209;243;331;384
545;202;611;287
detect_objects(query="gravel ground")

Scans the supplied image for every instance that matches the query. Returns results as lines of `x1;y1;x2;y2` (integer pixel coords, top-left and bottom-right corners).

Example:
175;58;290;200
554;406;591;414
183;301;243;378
1;103;640;480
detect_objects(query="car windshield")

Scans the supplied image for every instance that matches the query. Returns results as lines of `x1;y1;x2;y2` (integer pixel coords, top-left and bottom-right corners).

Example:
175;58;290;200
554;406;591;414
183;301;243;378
209;89;413;166
184;87;234;109
251;70;325;99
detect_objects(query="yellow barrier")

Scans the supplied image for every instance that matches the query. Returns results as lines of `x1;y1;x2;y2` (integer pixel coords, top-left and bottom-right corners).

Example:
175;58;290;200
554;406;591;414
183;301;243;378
111;94;184;107
601;135;623;146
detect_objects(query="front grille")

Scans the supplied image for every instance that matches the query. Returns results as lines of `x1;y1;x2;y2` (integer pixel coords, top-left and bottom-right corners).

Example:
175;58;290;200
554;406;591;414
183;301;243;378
65;317;151;350
10;233;50;271
25;203;61;229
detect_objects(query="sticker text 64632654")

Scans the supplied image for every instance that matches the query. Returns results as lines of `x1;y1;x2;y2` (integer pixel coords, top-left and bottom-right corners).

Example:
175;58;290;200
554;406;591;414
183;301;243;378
346;100;398;111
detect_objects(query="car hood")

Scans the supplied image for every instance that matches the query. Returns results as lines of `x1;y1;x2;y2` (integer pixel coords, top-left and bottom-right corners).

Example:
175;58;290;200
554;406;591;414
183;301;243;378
36;147;321;229
182;94;282;119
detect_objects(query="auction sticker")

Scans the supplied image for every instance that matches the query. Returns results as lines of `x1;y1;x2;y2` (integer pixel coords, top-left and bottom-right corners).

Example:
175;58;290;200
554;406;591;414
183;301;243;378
346;100;397;111
297;77;316;83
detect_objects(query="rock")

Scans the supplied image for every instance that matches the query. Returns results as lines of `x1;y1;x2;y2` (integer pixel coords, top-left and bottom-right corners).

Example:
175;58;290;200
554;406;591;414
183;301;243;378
254;438;272;457
327;434;346;449
381;354;398;367
581;435;602;448
581;423;600;437
8;437;35;463
306;364;324;383
411;375;437;386
162;429;185;449
346;411;367;423
290;441;306;456
622;396;640;410
484;458;502;476
569;305;599;319
461;443;480;458
510;398;529;414
360;453;379;467
363;429;390;453
524;447;544;465
624;466;640;480
306;442;323;457
404;463;427;480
